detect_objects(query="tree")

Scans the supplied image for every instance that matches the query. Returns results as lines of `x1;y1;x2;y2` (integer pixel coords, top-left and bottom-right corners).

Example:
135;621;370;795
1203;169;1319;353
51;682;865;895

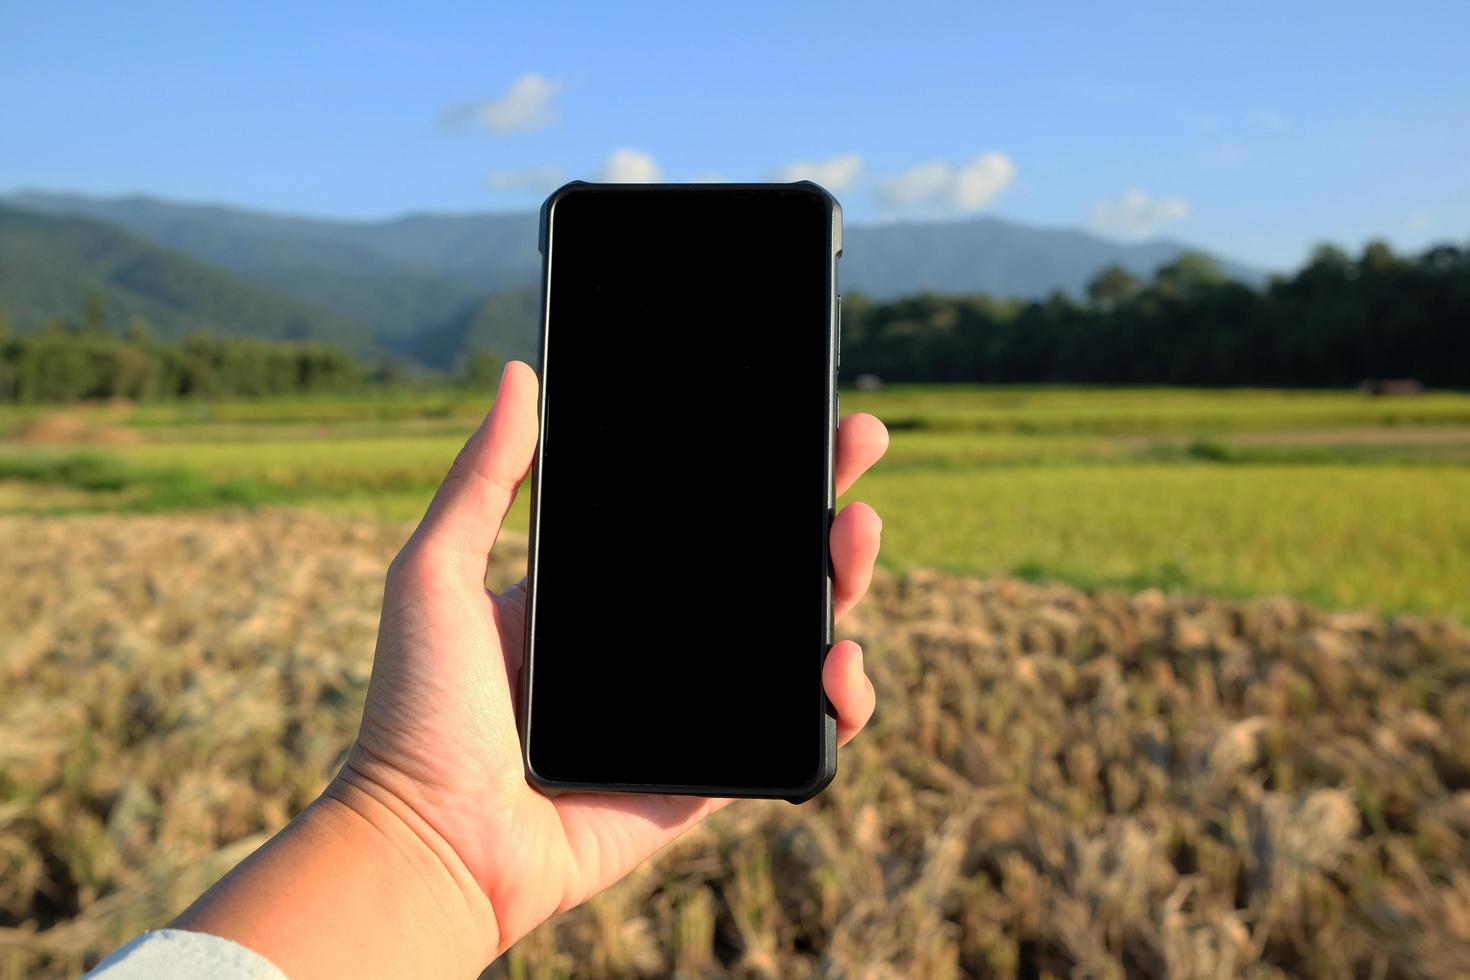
0;330;375;404
1308;243;1353;271
458;349;504;390
1086;265;1140;309
124;317;156;346
835;236;1470;388
81;290;108;335
1360;239;1400;273
1151;252;1224;298
0;310;13;401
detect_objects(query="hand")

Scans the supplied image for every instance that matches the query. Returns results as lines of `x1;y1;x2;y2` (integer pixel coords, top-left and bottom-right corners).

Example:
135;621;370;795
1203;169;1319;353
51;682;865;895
347;360;888;955
174;360;888;975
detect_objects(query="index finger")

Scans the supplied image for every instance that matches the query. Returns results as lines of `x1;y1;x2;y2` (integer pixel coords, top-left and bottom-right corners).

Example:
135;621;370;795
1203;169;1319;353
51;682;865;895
836;413;889;497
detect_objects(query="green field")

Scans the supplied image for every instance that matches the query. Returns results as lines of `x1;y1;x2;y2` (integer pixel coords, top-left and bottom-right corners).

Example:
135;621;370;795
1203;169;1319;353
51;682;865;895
2;386;1468;617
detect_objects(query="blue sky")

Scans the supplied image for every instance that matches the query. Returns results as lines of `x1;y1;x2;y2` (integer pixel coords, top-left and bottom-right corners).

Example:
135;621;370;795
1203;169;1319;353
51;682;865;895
4;1;1467;269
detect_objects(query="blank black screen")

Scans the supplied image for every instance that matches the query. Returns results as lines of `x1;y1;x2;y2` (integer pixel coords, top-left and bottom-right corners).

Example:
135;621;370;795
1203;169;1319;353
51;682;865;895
525;185;834;794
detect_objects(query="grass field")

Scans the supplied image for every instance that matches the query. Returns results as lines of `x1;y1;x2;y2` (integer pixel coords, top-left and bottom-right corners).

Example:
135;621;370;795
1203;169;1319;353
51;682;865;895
1;386;1467;617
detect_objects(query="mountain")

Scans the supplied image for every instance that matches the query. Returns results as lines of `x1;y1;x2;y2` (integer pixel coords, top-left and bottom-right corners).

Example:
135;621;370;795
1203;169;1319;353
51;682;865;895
843;218;1262;299
3;190;1266;365
411;287;542;366
0;206;382;355
6;192;536;351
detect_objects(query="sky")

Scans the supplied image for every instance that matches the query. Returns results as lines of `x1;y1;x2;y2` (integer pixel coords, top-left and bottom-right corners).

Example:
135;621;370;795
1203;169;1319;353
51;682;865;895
3;1;1468;270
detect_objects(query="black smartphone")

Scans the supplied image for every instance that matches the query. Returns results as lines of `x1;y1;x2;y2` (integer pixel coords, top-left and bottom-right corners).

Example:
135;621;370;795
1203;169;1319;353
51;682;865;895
519;181;842;802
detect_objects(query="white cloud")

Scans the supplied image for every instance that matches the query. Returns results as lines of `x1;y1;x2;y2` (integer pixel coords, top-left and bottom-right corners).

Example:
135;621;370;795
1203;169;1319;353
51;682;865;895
1407;210;1435;231
774;153;862;191
445;72;562;135
876;152;1015;212
950;154;1017;208
1089;189;1192;240
599;148;661;183
487;165;564;193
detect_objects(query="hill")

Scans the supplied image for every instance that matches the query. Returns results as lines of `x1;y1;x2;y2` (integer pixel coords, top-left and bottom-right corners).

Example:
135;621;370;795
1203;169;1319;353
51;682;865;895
5;192;533;350
412;286;542;367
0;207;383;356
6;191;1263;358
844;216;1262;298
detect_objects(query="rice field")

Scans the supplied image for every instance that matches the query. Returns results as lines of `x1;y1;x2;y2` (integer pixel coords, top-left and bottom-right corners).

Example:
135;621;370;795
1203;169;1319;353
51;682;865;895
1;385;1468;617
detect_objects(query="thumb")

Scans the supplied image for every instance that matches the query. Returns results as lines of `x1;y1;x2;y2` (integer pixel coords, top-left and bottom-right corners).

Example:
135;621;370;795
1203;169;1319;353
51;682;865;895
413;360;539;574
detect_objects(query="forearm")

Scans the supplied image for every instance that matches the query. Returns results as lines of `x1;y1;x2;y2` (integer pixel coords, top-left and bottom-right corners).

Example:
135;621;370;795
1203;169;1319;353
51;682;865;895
173;771;499;979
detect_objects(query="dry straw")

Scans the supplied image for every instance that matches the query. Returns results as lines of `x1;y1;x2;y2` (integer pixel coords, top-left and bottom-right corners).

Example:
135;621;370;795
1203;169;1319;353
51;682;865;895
1;513;1468;978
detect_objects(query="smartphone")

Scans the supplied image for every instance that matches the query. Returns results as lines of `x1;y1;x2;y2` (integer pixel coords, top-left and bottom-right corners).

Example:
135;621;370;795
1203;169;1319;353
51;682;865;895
519;181;842;802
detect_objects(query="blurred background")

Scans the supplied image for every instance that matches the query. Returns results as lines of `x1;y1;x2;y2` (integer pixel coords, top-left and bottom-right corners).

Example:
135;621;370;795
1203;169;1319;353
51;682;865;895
2;2;1468;977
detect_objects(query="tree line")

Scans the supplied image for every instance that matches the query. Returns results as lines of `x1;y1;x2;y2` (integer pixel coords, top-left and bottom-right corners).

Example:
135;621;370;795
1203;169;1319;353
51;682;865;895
841;240;1470;387
3;238;1466;401
0;295;515;402
0;315;365;402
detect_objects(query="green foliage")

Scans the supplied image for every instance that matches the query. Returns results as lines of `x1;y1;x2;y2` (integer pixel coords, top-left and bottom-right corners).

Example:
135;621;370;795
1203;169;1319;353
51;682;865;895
0;452;274;510
0;328;363;403
1184;437;1234;462
7;199;1467;386
12;190;1244;332
843;241;1470;387
1085;264;1140;308
416;287;540;368
80;290;107;335
6;192;535;351
456;349;504;390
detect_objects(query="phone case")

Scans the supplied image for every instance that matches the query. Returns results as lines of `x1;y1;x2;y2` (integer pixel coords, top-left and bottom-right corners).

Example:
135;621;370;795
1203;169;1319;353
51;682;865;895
519;180;843;803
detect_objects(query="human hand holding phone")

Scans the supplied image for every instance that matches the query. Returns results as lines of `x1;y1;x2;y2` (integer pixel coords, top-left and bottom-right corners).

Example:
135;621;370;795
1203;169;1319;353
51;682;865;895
170;360;889;977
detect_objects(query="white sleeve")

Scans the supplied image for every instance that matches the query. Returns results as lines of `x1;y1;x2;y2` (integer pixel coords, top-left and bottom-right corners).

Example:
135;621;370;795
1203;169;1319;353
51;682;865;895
86;928;289;980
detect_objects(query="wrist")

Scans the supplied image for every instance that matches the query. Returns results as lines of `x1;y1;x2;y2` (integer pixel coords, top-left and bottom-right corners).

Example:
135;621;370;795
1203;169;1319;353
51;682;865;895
322;766;502;968
174;765;500;978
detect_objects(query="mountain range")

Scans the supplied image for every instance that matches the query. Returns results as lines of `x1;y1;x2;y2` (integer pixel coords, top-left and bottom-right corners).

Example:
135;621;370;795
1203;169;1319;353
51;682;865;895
0;190;1263;367
0;206;382;353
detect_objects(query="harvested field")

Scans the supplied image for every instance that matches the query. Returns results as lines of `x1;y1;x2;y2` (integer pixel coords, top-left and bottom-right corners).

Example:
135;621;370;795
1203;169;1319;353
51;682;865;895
1;511;1468;977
